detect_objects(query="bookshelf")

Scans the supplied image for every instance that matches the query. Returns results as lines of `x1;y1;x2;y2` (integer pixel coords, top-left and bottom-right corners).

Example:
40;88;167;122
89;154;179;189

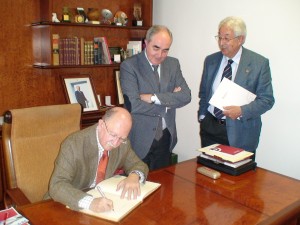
32;0;153;126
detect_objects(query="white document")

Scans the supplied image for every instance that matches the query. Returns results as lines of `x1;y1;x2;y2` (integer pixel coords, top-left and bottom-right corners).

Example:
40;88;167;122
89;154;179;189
209;78;256;110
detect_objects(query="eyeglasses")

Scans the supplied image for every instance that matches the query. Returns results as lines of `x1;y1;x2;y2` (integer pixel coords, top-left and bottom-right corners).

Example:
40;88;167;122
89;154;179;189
215;35;239;42
103;120;127;144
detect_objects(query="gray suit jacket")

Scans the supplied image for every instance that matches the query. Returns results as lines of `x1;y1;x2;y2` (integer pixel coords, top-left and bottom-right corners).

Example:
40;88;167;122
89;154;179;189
198;47;275;152
47;124;149;210
120;51;191;159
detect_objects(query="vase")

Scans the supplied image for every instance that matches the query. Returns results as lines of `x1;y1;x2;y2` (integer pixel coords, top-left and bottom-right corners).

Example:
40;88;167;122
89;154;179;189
87;8;100;21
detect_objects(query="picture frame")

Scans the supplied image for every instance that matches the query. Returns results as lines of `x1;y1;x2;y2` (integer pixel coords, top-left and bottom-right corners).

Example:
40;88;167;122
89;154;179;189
62;74;99;112
114;69;124;105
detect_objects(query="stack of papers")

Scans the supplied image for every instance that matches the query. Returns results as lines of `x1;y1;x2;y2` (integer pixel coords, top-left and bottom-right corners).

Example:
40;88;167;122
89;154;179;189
209;78;256;110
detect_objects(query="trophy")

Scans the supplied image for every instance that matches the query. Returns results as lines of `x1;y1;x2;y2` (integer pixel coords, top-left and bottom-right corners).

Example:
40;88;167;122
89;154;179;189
132;3;142;26
101;9;113;25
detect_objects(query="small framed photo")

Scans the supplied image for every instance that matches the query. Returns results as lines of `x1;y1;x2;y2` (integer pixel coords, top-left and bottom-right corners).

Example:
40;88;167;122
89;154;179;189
62;74;99;112
114;69;124;105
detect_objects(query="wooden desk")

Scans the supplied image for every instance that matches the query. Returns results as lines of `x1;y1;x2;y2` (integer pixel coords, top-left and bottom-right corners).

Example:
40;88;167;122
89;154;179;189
18;159;300;225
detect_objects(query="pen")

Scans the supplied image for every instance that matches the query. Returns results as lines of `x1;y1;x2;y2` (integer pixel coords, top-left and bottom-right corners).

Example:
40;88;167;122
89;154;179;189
96;186;114;211
3;212;8;225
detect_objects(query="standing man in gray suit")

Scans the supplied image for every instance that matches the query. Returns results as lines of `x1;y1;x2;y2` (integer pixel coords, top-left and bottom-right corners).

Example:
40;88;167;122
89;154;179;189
198;16;274;158
47;107;148;213
120;25;191;170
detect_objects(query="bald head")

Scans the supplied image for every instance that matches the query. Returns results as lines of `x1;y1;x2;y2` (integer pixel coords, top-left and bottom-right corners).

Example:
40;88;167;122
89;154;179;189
98;107;132;150
102;107;132;130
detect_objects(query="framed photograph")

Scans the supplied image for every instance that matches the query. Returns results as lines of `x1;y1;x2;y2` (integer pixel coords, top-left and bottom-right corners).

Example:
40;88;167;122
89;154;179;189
114;69;124;105
62;74;99;112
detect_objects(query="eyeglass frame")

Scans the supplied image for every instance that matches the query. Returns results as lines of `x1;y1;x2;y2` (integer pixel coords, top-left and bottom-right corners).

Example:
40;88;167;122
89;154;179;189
102;120;127;144
215;35;240;42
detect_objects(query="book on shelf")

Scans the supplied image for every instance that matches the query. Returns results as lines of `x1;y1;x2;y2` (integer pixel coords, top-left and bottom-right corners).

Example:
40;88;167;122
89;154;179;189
52;34;59;65
0;207;29;225
126;40;143;57
80;175;161;222
93;37;103;64
97;36;112;64
197;144;253;163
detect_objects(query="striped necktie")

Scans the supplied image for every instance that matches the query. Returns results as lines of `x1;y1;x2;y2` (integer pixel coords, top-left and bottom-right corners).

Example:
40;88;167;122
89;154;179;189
152;65;163;140
213;59;234;119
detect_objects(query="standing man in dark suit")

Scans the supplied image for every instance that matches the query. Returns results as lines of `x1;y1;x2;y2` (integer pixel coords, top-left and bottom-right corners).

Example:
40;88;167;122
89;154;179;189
120;25;191;170
47;107;148;213
75;86;88;108
198;16;275;158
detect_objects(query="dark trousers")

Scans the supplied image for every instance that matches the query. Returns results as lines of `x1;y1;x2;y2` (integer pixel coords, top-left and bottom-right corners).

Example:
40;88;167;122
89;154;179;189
143;129;171;171
200;113;229;147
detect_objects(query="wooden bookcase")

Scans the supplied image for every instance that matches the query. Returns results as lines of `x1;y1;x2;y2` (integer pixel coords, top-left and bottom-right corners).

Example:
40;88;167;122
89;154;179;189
32;0;153;127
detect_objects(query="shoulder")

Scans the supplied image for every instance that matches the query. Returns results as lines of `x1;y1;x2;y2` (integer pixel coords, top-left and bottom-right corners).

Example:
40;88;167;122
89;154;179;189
242;47;269;62
121;51;145;67
63;124;97;146
205;51;223;62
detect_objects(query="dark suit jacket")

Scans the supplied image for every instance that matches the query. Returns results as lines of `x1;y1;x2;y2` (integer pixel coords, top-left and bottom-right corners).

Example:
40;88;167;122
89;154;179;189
198;47;275;152
47;124;149;210
120;51;191;159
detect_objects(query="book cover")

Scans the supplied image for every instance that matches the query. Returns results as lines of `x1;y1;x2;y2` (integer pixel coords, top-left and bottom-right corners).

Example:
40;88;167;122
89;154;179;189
0;207;29;225
197;144;253;163
80;175;161;222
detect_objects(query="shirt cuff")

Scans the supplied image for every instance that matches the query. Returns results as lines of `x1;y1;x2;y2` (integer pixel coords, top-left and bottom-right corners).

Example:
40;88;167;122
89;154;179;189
130;170;146;183
152;94;161;105
78;195;93;210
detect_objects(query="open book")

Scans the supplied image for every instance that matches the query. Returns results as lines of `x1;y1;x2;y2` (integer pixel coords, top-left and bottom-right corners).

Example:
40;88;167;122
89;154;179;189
0;207;29;225
80;175;161;222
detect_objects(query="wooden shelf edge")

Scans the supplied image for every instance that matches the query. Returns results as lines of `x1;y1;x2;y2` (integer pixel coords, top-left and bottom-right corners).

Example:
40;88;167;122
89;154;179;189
31;21;151;30
33;63;120;69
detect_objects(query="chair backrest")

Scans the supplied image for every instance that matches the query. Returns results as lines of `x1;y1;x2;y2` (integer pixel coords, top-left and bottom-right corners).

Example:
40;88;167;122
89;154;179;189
2;104;81;203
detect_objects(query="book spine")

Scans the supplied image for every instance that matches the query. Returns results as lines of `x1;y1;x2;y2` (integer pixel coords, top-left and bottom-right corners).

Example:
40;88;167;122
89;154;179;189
52;34;60;65
93;39;99;64
101;37;112;64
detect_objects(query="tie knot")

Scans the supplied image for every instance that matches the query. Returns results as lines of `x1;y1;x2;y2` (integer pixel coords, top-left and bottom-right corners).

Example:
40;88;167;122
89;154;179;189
103;150;108;157
152;65;159;72
228;59;233;65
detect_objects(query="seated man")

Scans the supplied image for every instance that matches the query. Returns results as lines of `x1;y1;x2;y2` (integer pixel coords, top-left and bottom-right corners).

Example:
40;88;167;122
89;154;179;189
46;107;149;212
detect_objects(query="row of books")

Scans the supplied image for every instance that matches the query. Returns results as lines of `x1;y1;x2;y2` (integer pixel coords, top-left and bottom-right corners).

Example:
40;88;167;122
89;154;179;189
52;34;112;66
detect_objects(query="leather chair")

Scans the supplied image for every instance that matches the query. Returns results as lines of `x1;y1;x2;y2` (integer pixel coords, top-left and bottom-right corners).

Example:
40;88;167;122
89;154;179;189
1;104;81;208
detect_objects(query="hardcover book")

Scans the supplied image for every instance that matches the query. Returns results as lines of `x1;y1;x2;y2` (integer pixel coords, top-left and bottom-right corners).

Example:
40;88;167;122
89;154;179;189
80;175;161;222
197;144;253;163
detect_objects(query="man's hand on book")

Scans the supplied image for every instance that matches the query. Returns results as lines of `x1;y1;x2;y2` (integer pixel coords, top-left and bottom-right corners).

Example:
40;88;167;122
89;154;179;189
116;173;141;200
89;197;114;212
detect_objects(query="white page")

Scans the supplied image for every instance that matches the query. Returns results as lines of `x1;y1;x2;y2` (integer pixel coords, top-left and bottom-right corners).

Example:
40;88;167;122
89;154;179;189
209;78;256;110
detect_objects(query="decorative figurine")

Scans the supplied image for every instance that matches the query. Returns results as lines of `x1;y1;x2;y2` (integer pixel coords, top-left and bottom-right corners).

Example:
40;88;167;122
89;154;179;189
52;13;60;23
133;3;143;26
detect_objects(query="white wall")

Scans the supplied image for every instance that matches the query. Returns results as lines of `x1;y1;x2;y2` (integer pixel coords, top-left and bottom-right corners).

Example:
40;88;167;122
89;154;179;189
153;0;300;180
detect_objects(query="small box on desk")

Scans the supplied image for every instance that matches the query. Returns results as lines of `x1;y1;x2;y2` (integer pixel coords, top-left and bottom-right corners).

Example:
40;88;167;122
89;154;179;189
197;156;256;176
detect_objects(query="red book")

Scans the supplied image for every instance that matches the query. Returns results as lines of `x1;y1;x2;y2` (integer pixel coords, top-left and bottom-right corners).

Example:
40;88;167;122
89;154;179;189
209;144;243;155
198;144;253;163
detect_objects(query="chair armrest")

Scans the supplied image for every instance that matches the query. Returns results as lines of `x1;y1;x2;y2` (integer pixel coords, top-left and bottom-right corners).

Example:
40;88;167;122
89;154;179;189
5;188;31;208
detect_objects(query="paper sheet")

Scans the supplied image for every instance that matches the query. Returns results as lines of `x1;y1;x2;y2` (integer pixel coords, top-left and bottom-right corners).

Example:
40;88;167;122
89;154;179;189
209;78;256;110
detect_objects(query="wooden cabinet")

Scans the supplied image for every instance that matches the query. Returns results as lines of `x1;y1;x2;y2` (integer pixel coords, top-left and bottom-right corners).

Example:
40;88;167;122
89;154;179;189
32;0;153;127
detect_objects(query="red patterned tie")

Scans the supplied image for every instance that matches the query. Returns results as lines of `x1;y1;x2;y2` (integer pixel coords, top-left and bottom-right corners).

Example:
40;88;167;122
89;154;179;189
96;150;109;184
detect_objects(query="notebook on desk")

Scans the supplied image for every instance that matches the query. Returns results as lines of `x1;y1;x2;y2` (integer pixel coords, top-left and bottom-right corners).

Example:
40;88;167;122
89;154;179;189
197;156;257;176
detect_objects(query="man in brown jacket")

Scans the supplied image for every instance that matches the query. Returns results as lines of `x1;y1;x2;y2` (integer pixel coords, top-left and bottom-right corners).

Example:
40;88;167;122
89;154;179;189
47;107;149;212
